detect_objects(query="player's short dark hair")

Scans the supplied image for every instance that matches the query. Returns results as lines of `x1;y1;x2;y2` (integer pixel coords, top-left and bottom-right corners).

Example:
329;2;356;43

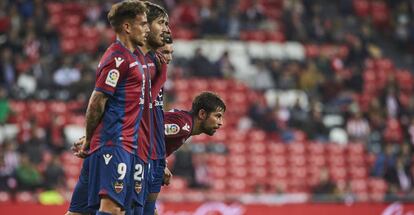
144;1;168;24
107;0;147;33
191;92;226;116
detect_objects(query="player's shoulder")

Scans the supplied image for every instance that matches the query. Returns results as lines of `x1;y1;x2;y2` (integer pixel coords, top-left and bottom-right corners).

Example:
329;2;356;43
165;109;192;135
99;43;134;69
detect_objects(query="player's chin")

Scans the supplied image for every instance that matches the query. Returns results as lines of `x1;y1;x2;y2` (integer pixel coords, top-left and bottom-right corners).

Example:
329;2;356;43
206;129;216;136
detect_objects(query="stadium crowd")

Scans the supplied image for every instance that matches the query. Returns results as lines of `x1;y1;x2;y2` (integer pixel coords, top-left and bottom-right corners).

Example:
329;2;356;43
0;0;414;204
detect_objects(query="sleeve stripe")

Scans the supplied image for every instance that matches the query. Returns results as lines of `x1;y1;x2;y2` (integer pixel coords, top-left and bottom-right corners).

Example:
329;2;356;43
95;87;114;96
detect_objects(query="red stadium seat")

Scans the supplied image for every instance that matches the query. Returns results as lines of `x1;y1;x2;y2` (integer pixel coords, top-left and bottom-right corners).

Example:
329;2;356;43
347;143;365;155
270;167;288;179
267;143;286;155
368;178;387;202
307;143;325;155
328;154;346;167
350;179;369;201
326;144;346;155
288;143;306;155
353;0;370;17
268;155;287;167
16;192;37;203
0;192;11;203
349;167;368;179
308;155;326;167
289;154;306;167
330;167;348;182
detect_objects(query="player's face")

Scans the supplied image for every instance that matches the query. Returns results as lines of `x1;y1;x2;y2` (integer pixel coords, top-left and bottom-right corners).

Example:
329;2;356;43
201;109;224;136
148;15;169;48
130;14;149;47
158;44;173;64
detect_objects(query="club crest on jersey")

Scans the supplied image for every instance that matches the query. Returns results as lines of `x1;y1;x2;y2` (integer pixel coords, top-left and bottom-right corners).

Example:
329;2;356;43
114;181;124;193
105;69;119;87
135;182;142;193
165;124;180;135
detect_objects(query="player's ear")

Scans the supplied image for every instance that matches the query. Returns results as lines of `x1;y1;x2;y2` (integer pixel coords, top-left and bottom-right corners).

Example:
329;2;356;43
123;21;131;34
198;109;207;120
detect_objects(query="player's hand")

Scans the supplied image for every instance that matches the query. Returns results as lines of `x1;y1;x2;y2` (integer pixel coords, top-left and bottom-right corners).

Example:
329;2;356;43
155;51;167;65
73;136;90;159
71;136;84;154
163;167;173;186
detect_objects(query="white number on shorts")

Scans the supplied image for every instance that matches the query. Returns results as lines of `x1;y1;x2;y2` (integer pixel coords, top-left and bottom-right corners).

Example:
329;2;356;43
134;164;144;182
117;163;127;180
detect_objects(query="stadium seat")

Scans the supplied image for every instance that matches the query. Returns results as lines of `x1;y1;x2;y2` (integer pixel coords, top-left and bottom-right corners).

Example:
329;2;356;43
0;191;11;203
368;178;387;202
350;179;369;201
353;0;370;17
16;192;37;203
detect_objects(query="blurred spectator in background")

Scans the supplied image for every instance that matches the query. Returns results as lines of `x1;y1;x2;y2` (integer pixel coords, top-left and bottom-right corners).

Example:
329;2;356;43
249;60;275;91
0;87;10;126
311;168;338;201
188;47;219;77
43;155;65;190
346;111;370;142
215;51;235;79
15;153;42;191
384;156;413;194
0;48;16;92
172;143;196;187
372;144;397;177
0;140;19;191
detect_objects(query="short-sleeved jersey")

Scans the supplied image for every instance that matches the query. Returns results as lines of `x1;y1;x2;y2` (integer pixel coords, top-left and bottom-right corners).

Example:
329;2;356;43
90;41;146;154
164;109;193;156
147;52;166;160
133;49;167;162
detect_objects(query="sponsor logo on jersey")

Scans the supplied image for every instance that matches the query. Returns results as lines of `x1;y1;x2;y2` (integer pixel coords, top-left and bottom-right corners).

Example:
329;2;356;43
182;123;190;132
165;124;180;135
105;69;119;87
114;181;124;193
135;181;142;193
103;154;113;165
114;57;124;68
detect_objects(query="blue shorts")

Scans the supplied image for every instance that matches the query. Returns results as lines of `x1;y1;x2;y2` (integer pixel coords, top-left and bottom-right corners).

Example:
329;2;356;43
68;156;92;213
147;159;166;193
68;146;145;212
128;154;149;208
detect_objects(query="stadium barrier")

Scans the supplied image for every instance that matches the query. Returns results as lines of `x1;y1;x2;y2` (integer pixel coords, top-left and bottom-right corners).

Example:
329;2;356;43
1;202;414;214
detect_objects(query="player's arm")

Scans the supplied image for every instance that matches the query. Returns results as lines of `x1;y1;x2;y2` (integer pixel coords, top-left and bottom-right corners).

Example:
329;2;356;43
76;90;108;158
150;51;168;101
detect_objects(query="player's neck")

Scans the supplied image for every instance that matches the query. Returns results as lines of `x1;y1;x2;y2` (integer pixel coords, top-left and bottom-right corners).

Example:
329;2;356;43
191;119;203;136
116;35;135;53
141;43;156;54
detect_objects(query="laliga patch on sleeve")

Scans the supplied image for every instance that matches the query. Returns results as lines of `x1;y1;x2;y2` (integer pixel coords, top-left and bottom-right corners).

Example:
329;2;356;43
105;69;120;87
165;124;180;135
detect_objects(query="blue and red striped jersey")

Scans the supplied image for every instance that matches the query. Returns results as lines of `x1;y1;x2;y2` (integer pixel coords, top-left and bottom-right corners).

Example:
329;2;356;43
90;41;146;154
133;49;167;162
164;109;193;157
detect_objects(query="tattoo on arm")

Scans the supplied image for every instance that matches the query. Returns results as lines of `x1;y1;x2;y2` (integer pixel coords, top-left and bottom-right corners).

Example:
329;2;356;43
85;91;108;143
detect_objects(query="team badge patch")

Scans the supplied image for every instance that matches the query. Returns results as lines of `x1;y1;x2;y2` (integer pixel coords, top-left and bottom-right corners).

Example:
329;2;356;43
135;181;142;193
165;124;180;135
114;181;124;193
105;69;119;87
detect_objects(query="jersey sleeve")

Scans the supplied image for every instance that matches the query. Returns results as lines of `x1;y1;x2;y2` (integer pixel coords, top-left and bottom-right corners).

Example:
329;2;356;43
164;111;191;139
95;53;129;96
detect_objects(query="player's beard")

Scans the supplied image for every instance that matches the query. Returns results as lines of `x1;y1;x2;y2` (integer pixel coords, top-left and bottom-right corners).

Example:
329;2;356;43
201;121;216;136
133;36;145;47
147;32;164;49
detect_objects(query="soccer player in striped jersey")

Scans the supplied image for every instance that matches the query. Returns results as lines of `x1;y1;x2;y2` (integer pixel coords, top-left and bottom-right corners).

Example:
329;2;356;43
132;2;170;215
66;1;149;215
